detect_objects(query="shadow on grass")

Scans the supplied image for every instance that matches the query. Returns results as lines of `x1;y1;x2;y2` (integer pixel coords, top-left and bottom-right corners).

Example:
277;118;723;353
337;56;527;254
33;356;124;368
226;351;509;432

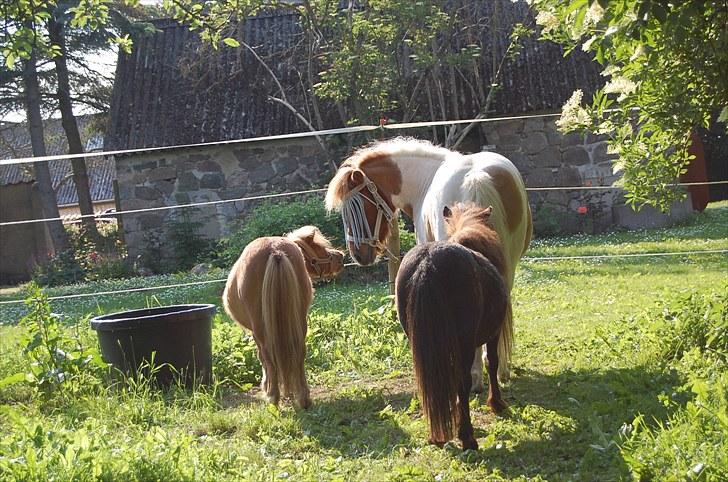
459;364;685;481
296;388;414;459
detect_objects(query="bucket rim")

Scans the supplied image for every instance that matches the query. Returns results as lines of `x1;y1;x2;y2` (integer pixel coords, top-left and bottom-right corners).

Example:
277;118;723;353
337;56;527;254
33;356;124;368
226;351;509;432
90;304;217;331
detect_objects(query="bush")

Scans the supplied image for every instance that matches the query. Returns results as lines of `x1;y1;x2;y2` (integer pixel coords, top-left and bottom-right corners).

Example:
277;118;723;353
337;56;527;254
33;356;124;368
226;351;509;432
215;197;344;267
32;250;85;286
0;284;108;398
33;223;132;287
167;212;215;272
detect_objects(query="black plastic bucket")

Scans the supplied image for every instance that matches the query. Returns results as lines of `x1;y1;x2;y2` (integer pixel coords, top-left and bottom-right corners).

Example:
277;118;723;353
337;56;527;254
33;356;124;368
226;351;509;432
90;304;216;386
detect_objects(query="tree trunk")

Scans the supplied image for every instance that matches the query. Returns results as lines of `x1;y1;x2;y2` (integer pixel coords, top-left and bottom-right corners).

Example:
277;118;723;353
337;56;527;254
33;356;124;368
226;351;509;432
23;54;70;253
48;17;99;239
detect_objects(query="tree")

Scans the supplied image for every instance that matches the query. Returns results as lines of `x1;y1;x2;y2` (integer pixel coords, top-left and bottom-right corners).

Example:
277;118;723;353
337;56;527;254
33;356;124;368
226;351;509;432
162;0;533;151
531;0;728;210
2;0;145;249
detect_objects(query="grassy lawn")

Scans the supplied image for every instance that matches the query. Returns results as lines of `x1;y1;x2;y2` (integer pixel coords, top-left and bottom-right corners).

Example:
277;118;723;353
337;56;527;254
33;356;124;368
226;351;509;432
0;203;726;481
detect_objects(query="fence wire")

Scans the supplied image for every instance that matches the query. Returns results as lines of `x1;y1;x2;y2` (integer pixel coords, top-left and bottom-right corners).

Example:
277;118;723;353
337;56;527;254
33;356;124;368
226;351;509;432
2;181;726;227
0;249;724;306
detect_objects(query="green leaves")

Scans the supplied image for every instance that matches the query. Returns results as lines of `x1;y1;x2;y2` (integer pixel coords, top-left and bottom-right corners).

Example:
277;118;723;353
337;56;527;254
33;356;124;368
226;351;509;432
222;37;240;48
533;0;728;211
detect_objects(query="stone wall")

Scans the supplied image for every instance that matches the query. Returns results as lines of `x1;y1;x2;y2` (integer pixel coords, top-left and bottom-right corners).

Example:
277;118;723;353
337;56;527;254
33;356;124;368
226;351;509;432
480;114;691;235
115;137;332;265
116;118;693;266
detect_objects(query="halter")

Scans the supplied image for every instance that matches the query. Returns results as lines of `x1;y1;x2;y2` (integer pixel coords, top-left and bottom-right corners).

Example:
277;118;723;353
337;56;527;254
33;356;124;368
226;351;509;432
340;175;395;251
295;238;338;280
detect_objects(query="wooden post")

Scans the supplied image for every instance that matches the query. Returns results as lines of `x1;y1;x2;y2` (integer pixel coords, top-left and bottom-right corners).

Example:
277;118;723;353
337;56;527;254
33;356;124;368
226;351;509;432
387;211;401;295
113;179;126;246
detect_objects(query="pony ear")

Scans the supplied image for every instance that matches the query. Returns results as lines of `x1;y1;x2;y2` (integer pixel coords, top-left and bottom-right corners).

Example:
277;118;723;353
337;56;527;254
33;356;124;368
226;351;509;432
302;228;316;245
347;169;365;189
443;206;452;219
483;205;493;217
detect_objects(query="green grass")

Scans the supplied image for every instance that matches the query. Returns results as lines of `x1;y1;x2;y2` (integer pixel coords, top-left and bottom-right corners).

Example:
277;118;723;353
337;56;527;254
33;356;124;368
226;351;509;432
0;202;726;481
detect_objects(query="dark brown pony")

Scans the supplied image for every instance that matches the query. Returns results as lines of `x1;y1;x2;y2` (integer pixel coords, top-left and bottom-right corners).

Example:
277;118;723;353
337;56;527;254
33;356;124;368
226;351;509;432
395;203;508;450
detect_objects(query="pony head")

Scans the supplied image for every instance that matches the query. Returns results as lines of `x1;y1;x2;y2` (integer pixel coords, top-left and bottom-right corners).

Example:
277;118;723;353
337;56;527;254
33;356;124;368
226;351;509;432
443;203;494;237
288;226;345;281
325;150;400;266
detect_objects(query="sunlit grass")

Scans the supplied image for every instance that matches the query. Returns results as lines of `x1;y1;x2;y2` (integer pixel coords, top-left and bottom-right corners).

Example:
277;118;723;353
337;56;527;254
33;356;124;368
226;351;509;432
0;202;726;480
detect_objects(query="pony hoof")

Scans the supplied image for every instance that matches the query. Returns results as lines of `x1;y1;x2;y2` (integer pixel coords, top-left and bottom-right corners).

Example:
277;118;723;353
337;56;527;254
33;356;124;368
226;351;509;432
487;397;508;414
461;438;479;451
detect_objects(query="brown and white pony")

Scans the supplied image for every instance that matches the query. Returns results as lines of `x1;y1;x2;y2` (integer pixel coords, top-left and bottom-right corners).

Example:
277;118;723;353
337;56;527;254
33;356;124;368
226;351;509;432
223;226;344;408
325;137;532;386
395;203;508;450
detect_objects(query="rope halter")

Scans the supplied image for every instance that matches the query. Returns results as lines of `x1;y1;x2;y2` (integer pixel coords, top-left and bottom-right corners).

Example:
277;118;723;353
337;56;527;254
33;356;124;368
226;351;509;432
340;175;395;251
295;238;339;280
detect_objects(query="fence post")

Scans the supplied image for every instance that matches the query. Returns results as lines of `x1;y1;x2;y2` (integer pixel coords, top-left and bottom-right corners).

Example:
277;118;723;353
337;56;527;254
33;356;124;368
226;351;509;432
387;212;401;295
113;179;126;246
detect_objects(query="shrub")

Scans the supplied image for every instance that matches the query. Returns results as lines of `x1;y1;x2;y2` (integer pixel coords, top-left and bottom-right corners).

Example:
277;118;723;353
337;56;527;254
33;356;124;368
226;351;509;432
215;197;344;267
32;250;85;286
33;223;132;287
167;212;215;272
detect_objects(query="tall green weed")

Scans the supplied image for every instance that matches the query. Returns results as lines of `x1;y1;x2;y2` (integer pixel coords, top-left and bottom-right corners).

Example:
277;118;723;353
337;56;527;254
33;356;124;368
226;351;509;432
618;287;728;481
0;284;107;399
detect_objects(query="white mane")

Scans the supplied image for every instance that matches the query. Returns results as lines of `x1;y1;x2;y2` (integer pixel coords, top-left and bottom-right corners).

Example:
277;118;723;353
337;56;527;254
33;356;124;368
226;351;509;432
353;136;458;163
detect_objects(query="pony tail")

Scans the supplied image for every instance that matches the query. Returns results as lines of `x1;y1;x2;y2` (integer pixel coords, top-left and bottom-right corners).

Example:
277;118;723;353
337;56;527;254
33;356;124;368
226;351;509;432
261;252;307;397
498;301;514;381
407;271;462;444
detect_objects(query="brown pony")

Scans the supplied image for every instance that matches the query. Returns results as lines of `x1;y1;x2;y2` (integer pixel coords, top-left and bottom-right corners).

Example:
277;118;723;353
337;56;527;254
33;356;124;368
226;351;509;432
223;226;344;408
395;204;508;450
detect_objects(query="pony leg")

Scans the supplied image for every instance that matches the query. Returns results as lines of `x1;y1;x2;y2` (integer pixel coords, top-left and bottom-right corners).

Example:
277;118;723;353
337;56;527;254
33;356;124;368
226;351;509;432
486;339;507;414
470;346;485;393
459;351;478;450
258;346;280;405
293;359;312;409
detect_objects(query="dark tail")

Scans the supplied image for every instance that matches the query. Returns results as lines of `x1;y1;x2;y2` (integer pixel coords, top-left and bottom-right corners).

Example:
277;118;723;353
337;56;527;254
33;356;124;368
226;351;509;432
406;271;463;444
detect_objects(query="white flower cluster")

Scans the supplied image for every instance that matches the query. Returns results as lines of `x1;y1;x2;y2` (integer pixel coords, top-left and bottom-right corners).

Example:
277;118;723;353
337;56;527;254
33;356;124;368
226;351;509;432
604;76;637;101
535;10;560;34
556;89;591;132
585;3;605;26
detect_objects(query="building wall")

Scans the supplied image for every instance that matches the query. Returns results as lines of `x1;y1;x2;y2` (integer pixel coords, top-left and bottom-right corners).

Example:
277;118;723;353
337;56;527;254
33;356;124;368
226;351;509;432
0;183;50;285
115;137;332;263
116;120;693;265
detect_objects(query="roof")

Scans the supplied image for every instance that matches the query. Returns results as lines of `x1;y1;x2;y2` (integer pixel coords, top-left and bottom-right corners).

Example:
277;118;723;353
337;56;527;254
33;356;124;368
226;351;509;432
0;116;115;204
106;1;604;150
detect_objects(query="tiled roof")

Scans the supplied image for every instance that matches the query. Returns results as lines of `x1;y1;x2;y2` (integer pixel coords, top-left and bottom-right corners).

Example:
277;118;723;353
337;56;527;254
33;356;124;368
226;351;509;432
0;116;115;205
106;2;604;150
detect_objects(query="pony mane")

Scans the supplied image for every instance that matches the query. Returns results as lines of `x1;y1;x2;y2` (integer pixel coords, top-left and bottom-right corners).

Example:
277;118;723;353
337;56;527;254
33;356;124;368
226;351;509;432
445;202;506;277
287;225;334;249
324;137;454;212
445;203;496;239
